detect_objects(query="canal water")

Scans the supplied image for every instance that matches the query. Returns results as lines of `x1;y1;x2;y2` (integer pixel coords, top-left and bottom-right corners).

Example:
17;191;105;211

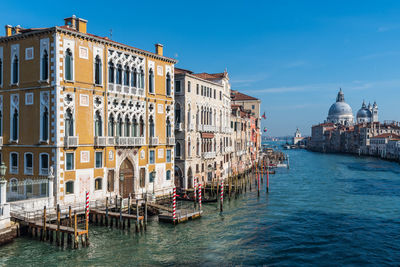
1;149;400;266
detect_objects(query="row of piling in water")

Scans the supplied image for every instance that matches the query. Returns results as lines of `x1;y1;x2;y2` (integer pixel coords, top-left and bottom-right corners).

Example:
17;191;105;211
12;155;281;249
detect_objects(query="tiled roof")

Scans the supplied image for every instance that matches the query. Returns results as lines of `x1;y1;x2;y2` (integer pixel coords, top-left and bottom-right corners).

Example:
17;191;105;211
371;133;400;139
231;90;259;101
175;68;193;74
192;72;226;80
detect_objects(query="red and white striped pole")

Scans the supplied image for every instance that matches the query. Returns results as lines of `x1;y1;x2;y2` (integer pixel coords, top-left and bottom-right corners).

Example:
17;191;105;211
198;183;202;211
193;177;197;207
172;187;177;223
85;191;89;219
85;191;89;232
220;180;224;212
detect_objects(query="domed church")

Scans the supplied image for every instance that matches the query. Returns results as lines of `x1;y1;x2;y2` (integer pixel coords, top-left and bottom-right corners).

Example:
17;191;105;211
327;89;354;125
326;89;379;126
356;100;378;123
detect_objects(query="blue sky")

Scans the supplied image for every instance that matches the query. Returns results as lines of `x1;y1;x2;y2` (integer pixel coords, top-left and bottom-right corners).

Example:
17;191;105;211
2;0;400;136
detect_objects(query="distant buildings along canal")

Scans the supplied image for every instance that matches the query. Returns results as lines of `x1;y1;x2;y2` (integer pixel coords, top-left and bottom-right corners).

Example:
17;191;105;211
308;89;400;161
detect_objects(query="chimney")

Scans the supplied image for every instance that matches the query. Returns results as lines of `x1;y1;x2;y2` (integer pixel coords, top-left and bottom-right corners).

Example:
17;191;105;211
5;25;12;37
76;18;88;34
64;15;87;33
155;43;163;56
64;15;77;29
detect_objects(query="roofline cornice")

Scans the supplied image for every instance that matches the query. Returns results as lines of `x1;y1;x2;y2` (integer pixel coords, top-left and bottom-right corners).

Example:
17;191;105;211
0;26;178;64
0;27;56;43
56;27;178;64
175;72;223;87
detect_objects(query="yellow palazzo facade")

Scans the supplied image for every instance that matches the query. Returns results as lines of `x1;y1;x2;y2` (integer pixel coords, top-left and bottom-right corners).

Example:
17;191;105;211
0;16;176;205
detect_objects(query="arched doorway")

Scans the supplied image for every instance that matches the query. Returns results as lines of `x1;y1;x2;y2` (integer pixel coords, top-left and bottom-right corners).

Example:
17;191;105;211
119;158;134;198
187;167;193;188
174;166;183;189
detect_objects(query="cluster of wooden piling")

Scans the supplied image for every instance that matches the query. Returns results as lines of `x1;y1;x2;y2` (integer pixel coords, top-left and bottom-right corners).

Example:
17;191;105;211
26;205;88;249
89;196;147;232
202;159;274;211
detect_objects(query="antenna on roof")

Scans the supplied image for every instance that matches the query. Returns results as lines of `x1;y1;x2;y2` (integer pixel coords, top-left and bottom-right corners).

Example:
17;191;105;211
110;29;113;39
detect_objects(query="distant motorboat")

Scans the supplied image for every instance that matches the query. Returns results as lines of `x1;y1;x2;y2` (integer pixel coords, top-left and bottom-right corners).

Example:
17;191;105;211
277;163;288;168
283;144;291;150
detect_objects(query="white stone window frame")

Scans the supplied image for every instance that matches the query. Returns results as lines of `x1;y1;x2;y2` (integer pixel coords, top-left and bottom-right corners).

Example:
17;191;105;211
63;92;76;137
93;96;104;137
24;152;34;175
165;65;173;97
39;38;50;82
65;151;75;171
40;91;50;143
93;46;104;86
10;94;19;143
149;149;155;164
25;47;34;60
63;38;75;82
148;60;155;95
65;180;75;195
10;44;20;85
39;152;50;176
9;152;19;174
95;151;103;169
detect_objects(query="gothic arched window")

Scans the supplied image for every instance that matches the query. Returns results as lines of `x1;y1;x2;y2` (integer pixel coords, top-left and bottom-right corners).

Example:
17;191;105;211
95;55;102;85
166;73;171;96
64;49;73;81
42;50;49;80
149;68;154;93
42;107;49;141
108;61;115;83
65;108;74;137
95;111;102;137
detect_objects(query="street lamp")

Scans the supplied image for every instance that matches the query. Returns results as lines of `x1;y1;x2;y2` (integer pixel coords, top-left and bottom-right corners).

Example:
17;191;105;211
0;162;7;180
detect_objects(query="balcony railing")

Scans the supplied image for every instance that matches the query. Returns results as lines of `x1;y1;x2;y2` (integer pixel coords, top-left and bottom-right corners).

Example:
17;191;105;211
167;137;175;146
224;147;234;153
0;136;3;149
196;124;217;132
149;137;159;146
108;83;145;97
94;136;107;147
202;151;216;159
108;83;114;91
116;137;129;146
236;150;246;156
107;136;116;146
115;137;146;147
116;85;122;92
189;123;195;131
64;136;79;148
123;86;130;94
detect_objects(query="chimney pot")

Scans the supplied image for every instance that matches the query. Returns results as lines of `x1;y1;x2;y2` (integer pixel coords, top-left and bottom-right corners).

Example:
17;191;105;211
155;43;164;56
